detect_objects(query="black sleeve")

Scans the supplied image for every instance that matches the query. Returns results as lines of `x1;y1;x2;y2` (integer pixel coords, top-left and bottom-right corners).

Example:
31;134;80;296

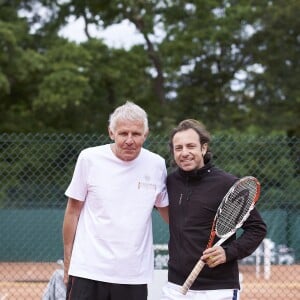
224;207;267;261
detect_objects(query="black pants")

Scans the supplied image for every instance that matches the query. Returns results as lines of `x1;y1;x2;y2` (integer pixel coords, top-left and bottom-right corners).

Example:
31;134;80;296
66;276;148;300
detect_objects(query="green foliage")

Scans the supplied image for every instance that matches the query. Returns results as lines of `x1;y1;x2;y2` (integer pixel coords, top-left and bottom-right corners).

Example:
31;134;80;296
0;72;10;95
0;0;299;134
33;41;91;109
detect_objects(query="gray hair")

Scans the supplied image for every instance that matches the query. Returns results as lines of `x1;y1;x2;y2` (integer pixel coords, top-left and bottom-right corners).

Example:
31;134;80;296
108;101;149;134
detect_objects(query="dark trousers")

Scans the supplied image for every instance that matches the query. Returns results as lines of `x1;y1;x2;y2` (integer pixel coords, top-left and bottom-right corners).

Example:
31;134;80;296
66;276;148;300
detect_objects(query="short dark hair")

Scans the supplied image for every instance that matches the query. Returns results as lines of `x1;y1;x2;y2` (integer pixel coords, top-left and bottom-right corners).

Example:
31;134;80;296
169;119;212;163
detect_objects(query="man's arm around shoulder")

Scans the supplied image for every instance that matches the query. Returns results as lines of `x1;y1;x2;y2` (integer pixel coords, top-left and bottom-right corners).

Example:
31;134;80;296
157;206;169;224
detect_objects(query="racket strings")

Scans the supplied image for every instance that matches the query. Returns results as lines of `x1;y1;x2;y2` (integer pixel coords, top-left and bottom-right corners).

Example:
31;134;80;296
216;180;258;236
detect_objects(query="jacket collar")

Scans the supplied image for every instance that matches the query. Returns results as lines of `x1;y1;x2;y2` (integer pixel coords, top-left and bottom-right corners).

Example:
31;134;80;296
177;160;213;179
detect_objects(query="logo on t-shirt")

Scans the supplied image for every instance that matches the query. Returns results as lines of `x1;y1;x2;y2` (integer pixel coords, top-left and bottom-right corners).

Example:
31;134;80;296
138;181;156;191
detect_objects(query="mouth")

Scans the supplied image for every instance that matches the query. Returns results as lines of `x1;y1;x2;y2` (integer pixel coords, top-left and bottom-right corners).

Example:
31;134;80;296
124;148;136;152
180;158;193;163
180;158;194;168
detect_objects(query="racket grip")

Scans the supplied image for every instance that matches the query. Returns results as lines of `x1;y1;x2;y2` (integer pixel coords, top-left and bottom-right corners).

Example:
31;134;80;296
181;259;206;295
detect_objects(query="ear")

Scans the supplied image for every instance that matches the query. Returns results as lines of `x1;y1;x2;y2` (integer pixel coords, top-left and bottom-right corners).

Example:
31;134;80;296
108;127;114;140
143;129;149;140
201;143;208;156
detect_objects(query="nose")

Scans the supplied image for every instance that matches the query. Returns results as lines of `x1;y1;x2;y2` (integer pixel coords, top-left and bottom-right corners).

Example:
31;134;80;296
181;147;189;156
125;135;134;144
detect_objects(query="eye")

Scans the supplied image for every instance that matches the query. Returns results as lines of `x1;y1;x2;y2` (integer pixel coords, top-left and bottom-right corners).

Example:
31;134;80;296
133;132;142;136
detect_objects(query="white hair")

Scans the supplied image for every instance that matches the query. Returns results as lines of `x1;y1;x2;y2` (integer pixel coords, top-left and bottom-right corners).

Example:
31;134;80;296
108;101;149;134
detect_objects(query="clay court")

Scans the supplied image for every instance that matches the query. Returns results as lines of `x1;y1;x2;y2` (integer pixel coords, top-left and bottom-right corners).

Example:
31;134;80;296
0;263;299;299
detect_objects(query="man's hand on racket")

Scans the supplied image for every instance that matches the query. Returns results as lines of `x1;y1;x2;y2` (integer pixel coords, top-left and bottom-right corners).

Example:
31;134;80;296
180;176;261;294
201;246;226;268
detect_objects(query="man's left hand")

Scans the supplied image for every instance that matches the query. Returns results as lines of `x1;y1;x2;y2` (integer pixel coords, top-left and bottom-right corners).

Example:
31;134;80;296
201;246;226;268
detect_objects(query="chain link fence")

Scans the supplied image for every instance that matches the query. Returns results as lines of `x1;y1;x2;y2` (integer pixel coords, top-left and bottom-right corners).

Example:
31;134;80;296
0;133;299;299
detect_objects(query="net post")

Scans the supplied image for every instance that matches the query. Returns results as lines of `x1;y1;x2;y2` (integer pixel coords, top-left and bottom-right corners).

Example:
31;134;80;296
255;246;261;279
263;238;272;280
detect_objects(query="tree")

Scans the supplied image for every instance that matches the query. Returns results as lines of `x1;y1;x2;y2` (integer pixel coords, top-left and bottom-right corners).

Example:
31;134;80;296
0;1;47;131
243;0;300;133
157;0;299;132
0;0;299;134
21;0;168;104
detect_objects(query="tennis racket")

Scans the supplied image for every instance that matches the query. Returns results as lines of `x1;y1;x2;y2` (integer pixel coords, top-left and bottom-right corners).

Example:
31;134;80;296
181;176;261;295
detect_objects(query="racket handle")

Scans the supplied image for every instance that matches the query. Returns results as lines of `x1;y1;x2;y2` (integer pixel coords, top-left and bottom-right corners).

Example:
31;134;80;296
181;259;206;295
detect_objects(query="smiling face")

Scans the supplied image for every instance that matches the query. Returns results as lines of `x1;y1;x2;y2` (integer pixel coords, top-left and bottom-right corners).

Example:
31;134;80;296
109;119;148;161
172;128;208;171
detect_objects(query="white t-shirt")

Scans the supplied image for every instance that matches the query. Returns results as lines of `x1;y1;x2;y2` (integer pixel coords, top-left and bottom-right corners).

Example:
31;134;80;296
65;144;169;284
